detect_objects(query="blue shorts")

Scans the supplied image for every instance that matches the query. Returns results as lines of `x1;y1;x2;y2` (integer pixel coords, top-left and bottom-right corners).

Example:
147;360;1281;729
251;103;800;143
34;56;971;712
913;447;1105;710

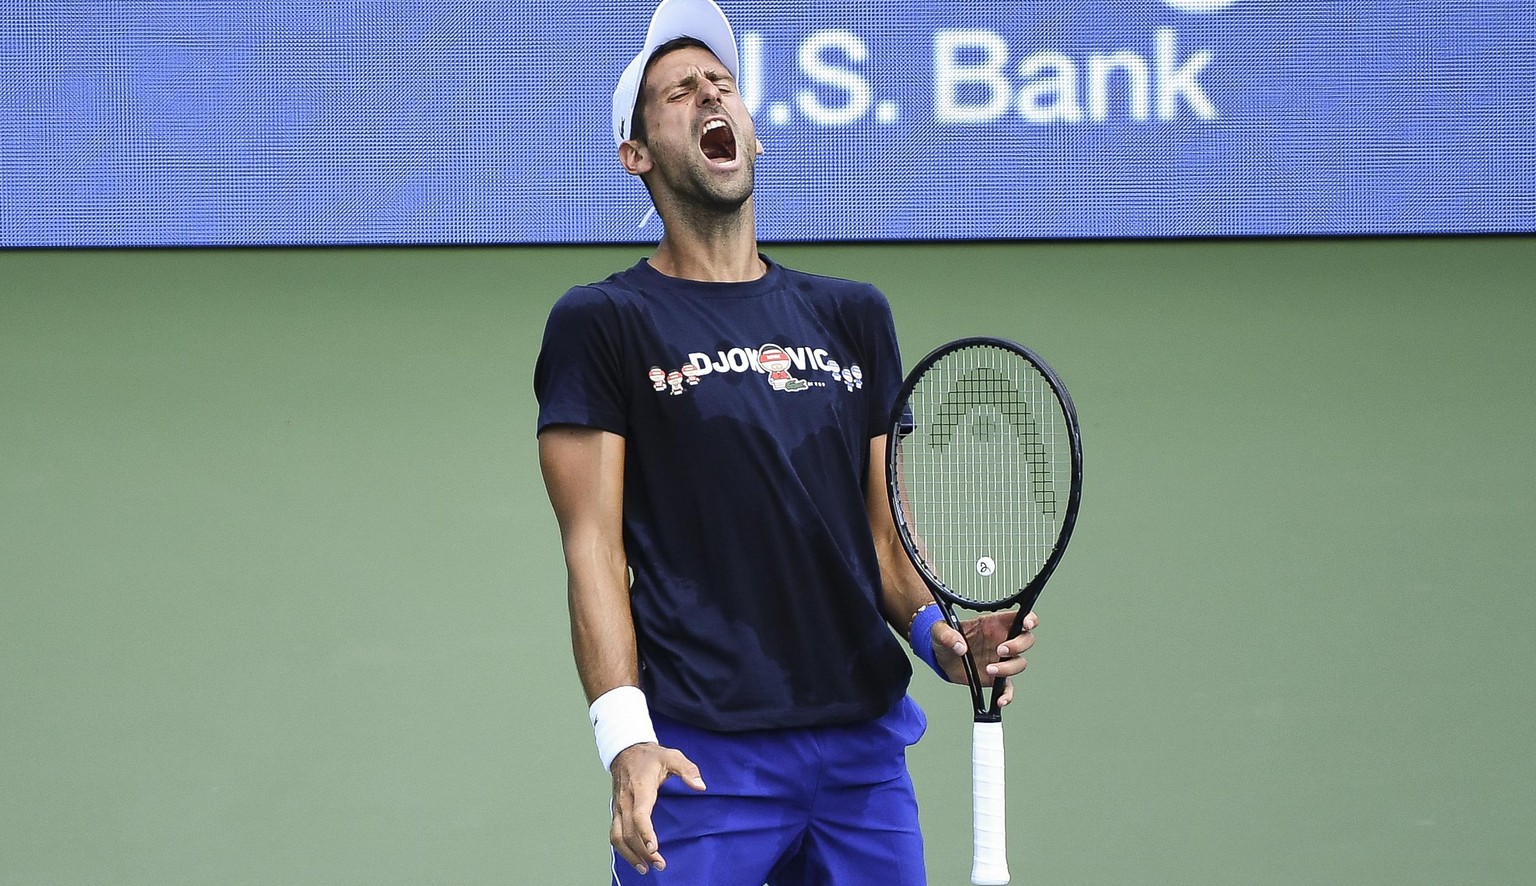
611;695;929;886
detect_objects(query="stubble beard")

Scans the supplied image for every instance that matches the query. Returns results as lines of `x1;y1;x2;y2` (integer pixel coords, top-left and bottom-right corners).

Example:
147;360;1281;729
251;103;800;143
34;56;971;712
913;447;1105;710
652;137;755;228
672;162;753;228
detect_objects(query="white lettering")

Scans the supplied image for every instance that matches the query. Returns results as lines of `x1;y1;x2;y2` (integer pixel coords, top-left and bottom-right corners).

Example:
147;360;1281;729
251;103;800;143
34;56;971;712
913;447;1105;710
1088;51;1149;121
934;30;1011;123
740;31;764;117
1162;0;1239;13
689;343;839;375
932;29;1218;126
1017;52;1081;123
796;30;872;126
1156;28;1217;119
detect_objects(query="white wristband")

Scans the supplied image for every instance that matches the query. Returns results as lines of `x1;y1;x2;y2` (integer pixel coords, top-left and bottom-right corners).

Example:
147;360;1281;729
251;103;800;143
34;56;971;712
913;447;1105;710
588;685;659;771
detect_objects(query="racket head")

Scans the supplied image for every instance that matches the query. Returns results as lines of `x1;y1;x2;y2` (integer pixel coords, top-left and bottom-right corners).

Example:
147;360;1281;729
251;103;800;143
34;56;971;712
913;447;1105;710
886;336;1082;615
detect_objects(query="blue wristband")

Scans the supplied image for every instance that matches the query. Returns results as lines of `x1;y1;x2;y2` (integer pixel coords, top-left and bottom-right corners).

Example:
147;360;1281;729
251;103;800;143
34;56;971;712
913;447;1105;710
908;603;949;680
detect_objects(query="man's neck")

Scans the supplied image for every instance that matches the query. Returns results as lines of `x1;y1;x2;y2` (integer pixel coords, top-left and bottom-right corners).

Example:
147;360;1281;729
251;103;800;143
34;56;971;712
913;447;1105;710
648;200;766;283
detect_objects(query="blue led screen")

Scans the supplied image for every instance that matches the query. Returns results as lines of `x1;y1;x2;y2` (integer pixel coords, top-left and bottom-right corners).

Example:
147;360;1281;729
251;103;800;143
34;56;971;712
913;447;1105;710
2;0;1533;246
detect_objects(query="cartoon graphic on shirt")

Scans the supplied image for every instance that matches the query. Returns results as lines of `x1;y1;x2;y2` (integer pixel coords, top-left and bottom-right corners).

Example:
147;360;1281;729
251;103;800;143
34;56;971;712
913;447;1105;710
758;343;809;392
648;343;858;395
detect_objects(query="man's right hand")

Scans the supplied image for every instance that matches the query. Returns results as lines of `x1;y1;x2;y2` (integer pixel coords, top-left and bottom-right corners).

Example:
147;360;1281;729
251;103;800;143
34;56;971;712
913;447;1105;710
609;742;707;875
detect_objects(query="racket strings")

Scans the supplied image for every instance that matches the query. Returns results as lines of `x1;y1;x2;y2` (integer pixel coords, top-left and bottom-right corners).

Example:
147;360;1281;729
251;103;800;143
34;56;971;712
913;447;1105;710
896;344;1072;607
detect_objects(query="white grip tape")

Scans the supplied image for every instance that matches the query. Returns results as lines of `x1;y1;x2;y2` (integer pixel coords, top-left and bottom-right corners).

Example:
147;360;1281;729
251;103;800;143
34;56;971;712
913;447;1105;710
589;685;658;772
971;720;1010;885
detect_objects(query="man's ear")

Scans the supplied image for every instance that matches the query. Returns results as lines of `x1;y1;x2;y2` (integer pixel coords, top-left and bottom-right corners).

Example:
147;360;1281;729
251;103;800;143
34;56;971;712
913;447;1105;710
619;140;653;176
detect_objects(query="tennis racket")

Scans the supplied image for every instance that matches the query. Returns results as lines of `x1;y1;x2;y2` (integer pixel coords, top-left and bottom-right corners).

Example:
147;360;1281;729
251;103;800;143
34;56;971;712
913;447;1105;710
886;336;1082;885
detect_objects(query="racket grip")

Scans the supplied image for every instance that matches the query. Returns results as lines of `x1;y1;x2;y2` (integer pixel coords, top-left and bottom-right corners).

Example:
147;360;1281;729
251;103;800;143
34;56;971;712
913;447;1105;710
971;719;1010;885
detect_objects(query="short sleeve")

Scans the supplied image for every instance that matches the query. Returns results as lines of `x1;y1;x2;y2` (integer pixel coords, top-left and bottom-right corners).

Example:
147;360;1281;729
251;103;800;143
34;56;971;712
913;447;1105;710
533;286;628;436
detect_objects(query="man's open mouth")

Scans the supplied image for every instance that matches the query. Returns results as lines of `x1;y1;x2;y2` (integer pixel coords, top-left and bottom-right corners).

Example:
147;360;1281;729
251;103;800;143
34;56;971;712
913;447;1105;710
700;119;738;164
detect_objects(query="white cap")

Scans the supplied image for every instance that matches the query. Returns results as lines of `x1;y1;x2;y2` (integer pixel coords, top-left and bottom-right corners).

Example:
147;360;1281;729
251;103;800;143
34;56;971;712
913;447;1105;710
611;0;740;146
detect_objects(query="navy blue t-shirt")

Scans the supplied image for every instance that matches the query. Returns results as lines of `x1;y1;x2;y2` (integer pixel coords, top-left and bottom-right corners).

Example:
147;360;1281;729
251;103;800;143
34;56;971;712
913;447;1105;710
534;257;912;732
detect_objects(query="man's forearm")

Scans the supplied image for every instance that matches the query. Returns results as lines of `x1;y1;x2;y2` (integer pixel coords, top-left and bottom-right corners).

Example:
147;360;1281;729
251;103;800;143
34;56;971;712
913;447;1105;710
565;539;641;704
866;434;935;639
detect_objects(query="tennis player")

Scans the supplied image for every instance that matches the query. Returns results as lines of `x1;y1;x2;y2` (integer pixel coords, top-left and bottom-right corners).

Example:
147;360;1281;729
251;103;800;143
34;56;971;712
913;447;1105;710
534;1;1038;882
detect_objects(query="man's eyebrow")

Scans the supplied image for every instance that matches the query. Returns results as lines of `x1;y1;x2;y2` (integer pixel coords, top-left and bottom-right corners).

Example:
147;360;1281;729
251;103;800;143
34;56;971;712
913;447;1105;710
664;68;734;91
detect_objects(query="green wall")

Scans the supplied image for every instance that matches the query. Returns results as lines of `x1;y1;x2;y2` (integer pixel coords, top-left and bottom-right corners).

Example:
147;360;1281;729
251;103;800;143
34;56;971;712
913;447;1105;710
3;238;1533;884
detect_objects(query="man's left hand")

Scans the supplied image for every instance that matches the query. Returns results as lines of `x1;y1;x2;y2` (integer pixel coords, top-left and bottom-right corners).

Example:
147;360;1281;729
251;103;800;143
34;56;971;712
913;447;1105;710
928;610;1039;705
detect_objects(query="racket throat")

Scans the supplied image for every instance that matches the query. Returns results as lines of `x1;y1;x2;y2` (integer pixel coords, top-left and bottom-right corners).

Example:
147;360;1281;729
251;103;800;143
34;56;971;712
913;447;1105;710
958;650;1003;722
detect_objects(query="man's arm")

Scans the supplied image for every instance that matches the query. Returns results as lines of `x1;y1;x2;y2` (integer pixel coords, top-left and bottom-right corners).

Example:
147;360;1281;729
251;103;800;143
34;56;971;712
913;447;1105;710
539;425;638;701
864;433;1038;699
538;425;705;876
